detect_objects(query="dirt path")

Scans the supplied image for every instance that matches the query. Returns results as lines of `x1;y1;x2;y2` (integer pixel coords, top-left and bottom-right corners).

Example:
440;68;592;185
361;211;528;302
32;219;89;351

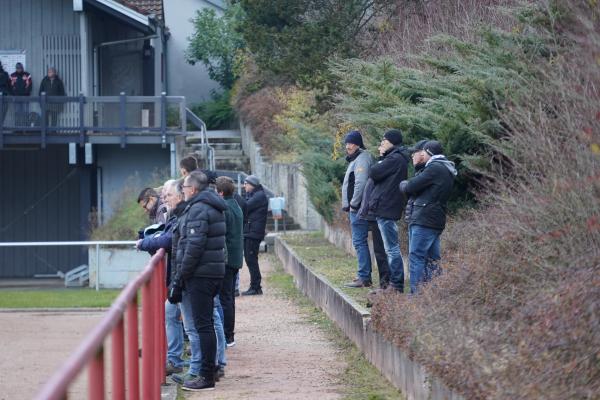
0;310;104;400
186;255;345;400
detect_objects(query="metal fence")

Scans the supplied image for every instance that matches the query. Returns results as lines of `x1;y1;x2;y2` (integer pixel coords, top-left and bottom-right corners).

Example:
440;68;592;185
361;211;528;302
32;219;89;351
0;93;186;148
34;249;167;400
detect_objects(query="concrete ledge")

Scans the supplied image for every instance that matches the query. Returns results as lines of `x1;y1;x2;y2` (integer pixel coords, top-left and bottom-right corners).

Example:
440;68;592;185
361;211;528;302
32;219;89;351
274;236;463;400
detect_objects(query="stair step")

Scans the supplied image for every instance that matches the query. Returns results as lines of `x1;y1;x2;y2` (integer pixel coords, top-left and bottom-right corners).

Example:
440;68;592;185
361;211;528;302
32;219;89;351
214;154;249;160
211;143;243;151
214;149;245;157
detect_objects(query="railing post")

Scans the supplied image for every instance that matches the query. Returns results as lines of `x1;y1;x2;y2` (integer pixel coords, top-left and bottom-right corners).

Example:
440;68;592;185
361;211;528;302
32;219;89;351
88;347;105;400
0;92;4;149
141;279;156;400
111;317;125;400
40;92;47;148
79;93;86;147
119;92;127;148
159;258;167;383
160;92;167;149
126;297;140;400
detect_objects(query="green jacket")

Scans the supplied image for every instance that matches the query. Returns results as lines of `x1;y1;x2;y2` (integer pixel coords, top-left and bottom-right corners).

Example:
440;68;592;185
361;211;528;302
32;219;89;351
224;196;244;269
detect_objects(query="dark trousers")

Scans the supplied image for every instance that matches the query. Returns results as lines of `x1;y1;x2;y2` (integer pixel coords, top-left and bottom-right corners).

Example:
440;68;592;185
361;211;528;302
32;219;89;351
46;110;60;127
185;276;222;380
219;267;238;342
369;220;391;287
244;238;262;290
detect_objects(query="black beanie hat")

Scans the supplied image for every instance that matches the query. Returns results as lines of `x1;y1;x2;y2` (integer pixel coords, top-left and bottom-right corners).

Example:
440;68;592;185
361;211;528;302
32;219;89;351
408;139;429;153
383;129;403;146
344;130;365;149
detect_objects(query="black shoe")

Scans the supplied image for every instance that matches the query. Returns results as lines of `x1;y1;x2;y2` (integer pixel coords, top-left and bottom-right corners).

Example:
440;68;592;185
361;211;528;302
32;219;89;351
344;279;372;288
165;361;183;376
226;334;236;348
242;288;263;296
234;289;240;297
182;375;215;392
215;365;225;380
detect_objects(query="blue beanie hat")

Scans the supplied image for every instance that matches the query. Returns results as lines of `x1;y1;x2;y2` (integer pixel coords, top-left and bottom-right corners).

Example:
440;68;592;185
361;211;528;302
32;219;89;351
344;130;365;149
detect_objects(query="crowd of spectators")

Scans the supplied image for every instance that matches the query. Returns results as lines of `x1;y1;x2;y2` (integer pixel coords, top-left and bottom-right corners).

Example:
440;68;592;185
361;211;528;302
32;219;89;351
136;156;268;392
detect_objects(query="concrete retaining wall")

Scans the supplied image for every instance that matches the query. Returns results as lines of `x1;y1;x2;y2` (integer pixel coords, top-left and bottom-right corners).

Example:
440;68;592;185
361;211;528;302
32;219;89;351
240;120;322;230
274;236;463;400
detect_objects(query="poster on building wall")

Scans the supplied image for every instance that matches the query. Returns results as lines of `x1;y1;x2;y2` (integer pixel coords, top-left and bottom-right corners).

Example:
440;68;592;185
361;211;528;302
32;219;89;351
0;50;26;72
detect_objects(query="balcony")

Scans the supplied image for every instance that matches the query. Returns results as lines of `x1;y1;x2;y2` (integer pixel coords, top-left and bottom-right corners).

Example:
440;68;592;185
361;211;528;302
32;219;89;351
0;93;187;149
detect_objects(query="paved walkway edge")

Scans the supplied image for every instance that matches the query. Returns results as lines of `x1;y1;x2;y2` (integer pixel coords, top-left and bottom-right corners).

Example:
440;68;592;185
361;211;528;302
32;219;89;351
274;236;464;400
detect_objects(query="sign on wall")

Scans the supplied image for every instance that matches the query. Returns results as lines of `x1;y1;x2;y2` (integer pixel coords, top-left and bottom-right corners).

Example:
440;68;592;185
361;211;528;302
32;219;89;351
0;50;27;72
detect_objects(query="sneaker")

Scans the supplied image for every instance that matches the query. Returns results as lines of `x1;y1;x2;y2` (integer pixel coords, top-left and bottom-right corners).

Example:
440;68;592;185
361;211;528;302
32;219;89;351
234;289;240;297
241;288;263;296
217;366;225;379
344;279;372;288
171;372;197;384
226;339;236;348
165;361;183;376
182;375;215;392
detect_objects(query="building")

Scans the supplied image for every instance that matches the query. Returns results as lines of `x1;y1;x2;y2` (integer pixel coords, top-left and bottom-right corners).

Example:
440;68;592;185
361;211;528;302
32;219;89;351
0;0;222;278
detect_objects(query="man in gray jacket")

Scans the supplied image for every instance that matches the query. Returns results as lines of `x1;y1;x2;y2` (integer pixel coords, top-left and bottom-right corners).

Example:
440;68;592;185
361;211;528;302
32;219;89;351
341;130;376;288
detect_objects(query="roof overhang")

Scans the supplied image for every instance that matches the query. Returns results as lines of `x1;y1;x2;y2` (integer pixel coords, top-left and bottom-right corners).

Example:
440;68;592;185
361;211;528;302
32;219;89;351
77;0;155;33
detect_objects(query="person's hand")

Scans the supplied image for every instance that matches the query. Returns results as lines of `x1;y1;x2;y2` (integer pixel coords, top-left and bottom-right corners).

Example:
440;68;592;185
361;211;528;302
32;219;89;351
167;281;183;304
342;206;350;212
135;239;143;250
399;180;409;193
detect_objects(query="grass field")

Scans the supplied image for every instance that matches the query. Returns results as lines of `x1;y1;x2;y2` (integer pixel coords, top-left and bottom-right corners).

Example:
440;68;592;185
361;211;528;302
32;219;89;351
0;288;121;308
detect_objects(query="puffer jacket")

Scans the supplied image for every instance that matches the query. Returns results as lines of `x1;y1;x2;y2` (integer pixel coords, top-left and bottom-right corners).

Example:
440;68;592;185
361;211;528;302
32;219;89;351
400;155;457;231
243;186;269;240
223;196;244;269
172;189;227;282
342;149;372;212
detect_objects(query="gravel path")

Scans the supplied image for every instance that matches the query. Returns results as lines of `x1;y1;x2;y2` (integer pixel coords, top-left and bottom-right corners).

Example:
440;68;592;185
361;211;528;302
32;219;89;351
185;255;345;399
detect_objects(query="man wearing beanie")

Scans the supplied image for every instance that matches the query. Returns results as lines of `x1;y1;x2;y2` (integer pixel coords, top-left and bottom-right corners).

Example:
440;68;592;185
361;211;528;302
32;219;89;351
241;175;268;295
341;130;376;288
368;129;409;292
399;140;456;293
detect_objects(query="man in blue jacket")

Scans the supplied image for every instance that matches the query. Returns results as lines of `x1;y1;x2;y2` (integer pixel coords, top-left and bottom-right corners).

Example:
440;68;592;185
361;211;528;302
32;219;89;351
136;180;191;376
400;140;457;293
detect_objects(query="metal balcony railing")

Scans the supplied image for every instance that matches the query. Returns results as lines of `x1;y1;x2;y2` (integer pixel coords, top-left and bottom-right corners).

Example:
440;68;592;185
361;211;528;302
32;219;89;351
0;92;187;148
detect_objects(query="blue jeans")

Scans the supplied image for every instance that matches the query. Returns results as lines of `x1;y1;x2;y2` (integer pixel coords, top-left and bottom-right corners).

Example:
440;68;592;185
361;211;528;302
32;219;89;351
165;300;184;368
409;224;442;294
376;218;404;291
180;290;202;375
214;296;227;368
349;211;372;282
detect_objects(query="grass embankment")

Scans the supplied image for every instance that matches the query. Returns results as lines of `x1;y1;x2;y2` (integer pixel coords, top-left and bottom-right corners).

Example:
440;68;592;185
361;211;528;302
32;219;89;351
0;288;120;308
266;253;402;400
281;231;407;308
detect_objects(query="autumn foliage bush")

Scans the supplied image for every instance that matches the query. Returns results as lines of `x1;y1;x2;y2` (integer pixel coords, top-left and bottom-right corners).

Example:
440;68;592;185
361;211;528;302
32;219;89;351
371;3;600;398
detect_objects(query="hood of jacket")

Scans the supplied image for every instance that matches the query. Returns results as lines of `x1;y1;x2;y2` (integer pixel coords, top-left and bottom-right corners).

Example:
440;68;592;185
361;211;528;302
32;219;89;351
188;188;228;212
427;155;457;176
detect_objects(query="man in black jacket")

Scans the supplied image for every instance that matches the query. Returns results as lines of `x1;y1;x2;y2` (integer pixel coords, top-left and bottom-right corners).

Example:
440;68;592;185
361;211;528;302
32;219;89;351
39;67;66;127
368;129;409;292
0;62;9;125
400;140;457;293
10;63;32;127
241;175;268;295
171;171;227;391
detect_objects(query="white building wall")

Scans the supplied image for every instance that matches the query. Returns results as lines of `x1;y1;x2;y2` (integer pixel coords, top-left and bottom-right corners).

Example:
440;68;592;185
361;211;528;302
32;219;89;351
164;0;224;104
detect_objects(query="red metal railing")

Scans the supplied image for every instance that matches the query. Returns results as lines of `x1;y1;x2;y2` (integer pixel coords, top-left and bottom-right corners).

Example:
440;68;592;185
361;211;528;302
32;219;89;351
35;249;168;400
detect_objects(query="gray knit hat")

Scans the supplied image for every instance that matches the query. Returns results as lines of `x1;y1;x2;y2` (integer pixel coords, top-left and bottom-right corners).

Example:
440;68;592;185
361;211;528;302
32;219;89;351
245;175;260;187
